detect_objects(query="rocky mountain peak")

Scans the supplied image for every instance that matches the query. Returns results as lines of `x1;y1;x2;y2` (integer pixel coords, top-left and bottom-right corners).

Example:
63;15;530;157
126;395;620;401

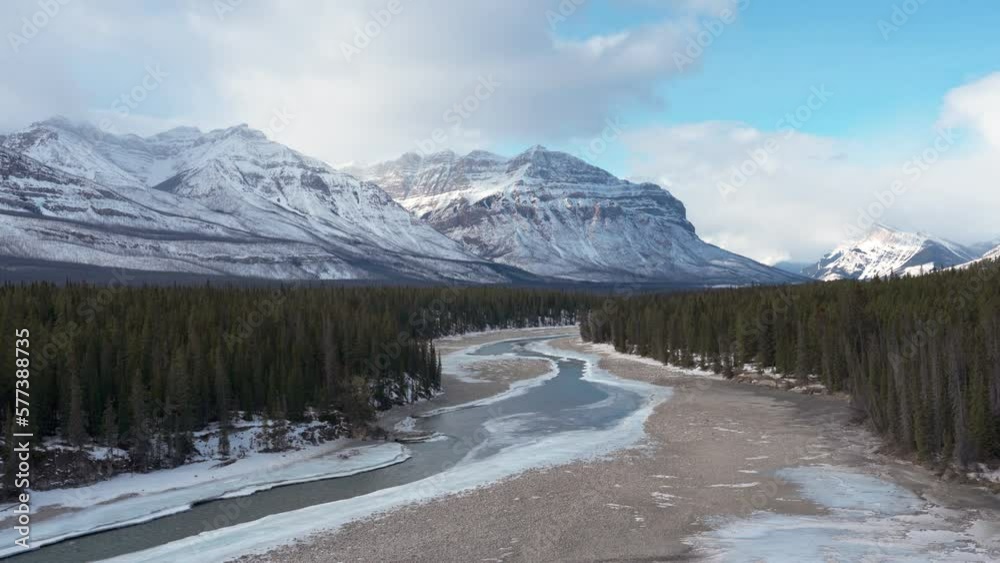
353;147;798;285
804;224;975;281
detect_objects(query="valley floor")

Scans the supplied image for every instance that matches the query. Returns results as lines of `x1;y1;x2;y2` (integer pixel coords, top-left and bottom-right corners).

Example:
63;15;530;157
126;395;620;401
242;331;1000;562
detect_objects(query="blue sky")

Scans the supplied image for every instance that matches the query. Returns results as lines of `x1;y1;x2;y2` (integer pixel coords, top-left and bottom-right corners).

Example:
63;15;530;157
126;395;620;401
538;0;1000;174
3;0;999;262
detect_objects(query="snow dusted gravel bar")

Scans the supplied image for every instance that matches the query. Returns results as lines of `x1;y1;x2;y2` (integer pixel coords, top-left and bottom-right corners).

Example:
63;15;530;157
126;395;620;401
235;332;1000;563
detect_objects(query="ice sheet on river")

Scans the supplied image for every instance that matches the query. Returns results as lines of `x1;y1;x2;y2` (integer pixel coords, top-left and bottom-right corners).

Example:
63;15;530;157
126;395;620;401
0;442;409;558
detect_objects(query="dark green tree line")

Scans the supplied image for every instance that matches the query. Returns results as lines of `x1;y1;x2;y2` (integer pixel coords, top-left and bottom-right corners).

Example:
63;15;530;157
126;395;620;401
581;262;1000;466
0;283;591;472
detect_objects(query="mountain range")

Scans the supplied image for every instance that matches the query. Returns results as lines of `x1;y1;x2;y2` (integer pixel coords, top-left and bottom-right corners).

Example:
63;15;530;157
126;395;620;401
0;118;531;284
348;148;801;285
802;224;991;281
5;118;992;287
0;118;800;287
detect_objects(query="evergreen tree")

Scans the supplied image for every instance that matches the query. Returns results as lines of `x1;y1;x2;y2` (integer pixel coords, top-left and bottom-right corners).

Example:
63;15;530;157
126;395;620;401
101;398;118;448
128;369;150;470
67;370;87;448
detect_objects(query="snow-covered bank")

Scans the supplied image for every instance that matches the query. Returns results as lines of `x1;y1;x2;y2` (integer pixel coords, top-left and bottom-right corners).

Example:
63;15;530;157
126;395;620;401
968;463;1000;487
585;342;725;379
100;336;672;563
526;339;681;397
418;333;564;416
581;341;831;394
691;465;1000;561
435;324;577;345
420;360;560;416
437;335;548;384
568;341;726;381
0;442;409;558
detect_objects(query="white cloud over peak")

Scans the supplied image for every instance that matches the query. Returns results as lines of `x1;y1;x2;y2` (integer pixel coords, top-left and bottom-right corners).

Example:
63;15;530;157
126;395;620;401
940;72;1000;150
0;0;740;165
3;1;994;266
625;73;1000;264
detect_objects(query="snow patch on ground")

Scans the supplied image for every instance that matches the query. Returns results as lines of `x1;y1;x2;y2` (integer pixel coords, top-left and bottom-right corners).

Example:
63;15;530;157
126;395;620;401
968;463;1000;484
421;361;559;416
421;339;561;416
581;342;727;381
691;465;999;562
435;325;576;343
709;482;760;489
393;417;418;433
525;340;676;400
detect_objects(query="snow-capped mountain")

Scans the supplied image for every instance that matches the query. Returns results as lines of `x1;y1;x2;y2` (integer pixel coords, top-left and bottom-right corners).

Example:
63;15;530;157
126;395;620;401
0;118;522;283
969;237;1000;258
976;244;1000;263
351;147;802;285
955;243;1000;269
803;224;976;281
345;149;509;201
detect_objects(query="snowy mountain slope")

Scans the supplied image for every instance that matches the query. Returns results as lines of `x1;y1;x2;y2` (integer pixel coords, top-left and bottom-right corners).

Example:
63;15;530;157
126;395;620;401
353;147;802;285
955;243;1000;269
968;237;1000;258
1;117;147;187
0;119;521;283
803;224;976;281
0;149;359;279
344;149;508;201
977;244;1000;263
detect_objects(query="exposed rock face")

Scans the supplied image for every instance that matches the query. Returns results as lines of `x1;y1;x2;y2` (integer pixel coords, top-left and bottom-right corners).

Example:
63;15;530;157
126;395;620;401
353;147;802;285
0;118;518;283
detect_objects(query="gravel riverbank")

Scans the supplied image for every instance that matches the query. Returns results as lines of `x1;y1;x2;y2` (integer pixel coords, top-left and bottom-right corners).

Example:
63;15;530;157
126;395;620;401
241;331;1000;562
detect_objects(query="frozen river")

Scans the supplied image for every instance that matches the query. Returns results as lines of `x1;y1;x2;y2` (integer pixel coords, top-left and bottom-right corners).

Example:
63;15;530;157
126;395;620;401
9;334;668;562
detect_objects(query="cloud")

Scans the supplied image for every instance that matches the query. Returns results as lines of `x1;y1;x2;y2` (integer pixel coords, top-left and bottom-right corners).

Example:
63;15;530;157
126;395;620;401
6;1;993;266
624;73;1000;264
188;0;721;164
0;0;743;165
940;72;1000;150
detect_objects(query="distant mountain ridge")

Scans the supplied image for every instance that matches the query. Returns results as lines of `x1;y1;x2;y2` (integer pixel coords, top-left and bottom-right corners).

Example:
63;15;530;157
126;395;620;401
0;117;522;283
351;147;803;285
344;149;510;201
968;237;1000;258
803;224;977;281
2;117;807;287
956;242;1000;270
